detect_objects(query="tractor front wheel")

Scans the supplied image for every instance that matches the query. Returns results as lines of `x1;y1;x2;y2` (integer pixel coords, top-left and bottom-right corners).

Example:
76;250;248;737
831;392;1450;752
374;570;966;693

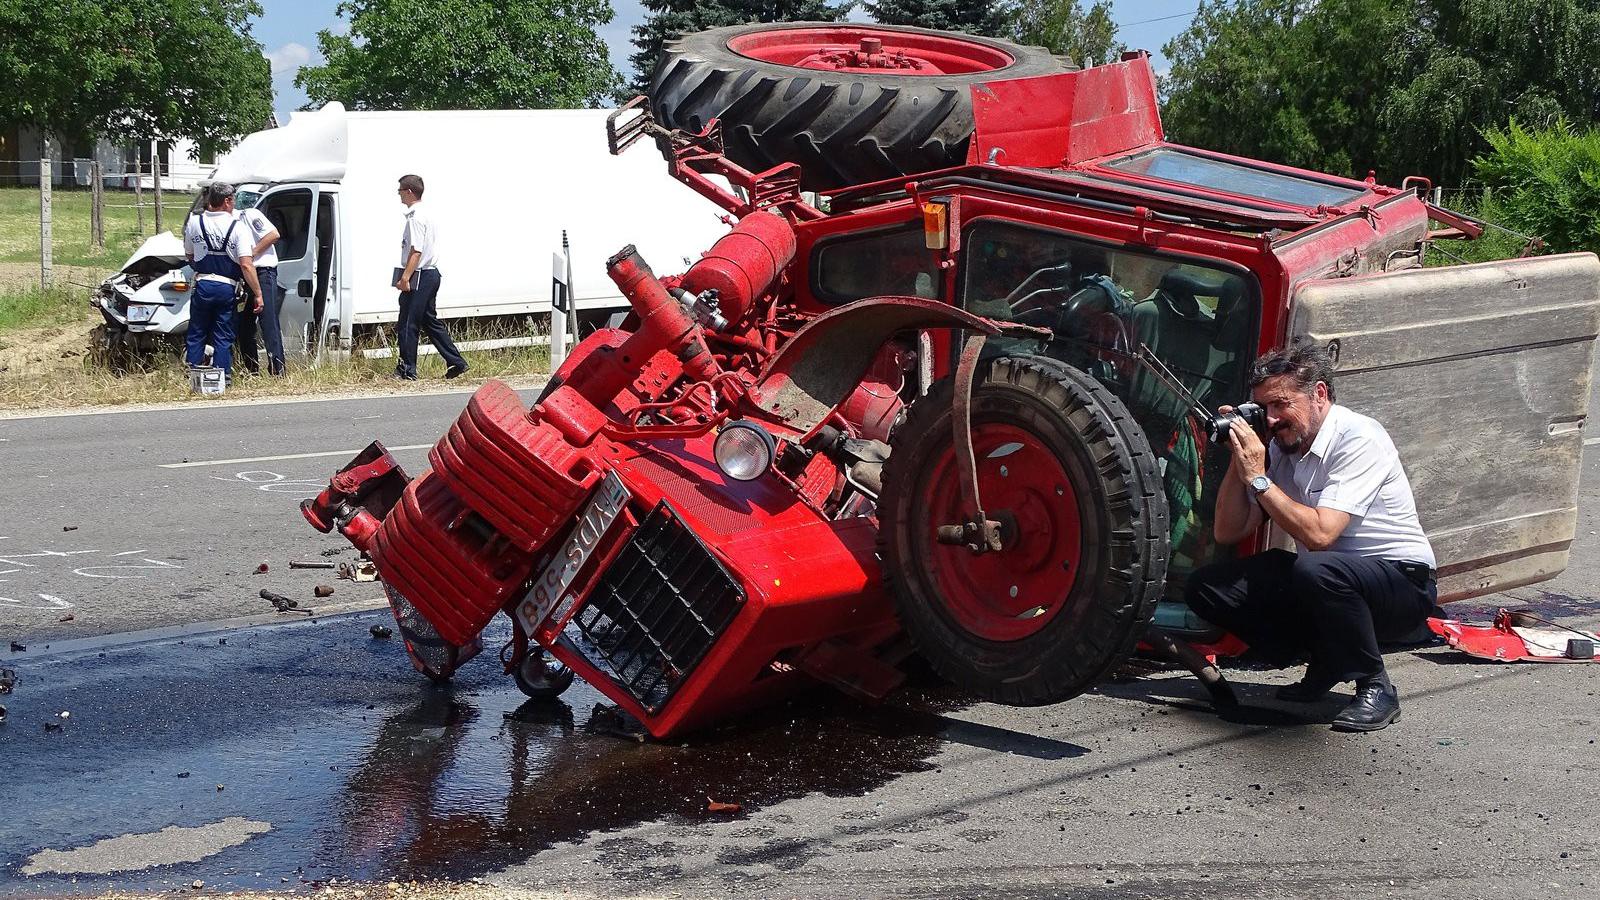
878;356;1169;705
513;649;576;700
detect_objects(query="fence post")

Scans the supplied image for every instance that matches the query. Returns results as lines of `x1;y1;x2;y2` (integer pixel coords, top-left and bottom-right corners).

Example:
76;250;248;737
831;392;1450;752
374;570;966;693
152;146;163;233
39;141;53;289
134;151;145;235
91;160;105;251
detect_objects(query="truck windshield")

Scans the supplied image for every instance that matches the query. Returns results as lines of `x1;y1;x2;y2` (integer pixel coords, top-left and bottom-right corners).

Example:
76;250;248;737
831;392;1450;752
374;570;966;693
961;219;1259;590
1103;147;1365;208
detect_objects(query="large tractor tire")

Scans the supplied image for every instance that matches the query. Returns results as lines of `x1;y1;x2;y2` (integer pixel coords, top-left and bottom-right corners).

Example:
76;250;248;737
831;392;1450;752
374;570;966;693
649;23;1071;191
878;356;1169;705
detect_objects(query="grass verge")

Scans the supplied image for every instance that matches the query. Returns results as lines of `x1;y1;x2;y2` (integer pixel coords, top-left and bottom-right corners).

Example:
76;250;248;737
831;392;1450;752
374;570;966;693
0;284;84;331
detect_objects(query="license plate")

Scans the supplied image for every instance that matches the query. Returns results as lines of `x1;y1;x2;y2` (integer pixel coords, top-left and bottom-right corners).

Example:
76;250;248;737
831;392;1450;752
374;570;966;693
126;304;156;323
515;470;630;635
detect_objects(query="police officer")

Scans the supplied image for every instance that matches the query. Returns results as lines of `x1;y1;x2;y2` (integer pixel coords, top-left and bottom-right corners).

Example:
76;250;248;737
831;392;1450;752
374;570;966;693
392;174;468;380
183;182;262;381
233;200;283;375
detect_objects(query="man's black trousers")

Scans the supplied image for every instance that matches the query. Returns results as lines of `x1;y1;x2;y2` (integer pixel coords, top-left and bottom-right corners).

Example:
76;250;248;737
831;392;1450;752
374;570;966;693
1184;549;1436;683
396;268;466;378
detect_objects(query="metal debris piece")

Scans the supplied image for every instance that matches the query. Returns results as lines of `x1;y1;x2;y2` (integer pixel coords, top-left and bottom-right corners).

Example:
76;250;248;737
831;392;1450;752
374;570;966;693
177;771;190;778
289;560;338;569
0;668;15;695
369;624;393;639
707;796;742;814
587;703;648;742
8;642;24;653
314;584;335;598
43;722;62;733
260;590;308;614
62;525;78;532
336;557;379;582
57;613;74;623
0;704;6;724
255;562;270;574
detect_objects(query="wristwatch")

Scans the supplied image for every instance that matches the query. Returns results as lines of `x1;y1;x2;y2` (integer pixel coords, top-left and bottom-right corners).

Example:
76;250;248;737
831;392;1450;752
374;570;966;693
1250;474;1272;495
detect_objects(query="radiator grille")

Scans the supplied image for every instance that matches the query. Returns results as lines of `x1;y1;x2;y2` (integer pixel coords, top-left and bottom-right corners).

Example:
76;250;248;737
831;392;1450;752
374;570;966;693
565;501;745;713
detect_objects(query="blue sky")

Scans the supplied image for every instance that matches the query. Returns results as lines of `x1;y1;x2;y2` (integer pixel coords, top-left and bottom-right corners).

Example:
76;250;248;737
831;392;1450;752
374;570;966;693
255;1;1200;121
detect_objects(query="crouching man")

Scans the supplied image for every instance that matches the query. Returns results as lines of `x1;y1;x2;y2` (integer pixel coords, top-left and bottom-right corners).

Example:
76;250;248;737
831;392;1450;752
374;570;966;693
1185;340;1436;732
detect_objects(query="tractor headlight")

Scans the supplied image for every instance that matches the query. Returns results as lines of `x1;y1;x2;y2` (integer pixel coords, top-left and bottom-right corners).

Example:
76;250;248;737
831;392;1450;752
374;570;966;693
714;420;776;482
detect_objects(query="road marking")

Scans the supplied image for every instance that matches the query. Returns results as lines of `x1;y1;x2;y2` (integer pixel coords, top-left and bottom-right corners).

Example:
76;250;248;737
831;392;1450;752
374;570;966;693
1586;437;1600;446
159;445;432;468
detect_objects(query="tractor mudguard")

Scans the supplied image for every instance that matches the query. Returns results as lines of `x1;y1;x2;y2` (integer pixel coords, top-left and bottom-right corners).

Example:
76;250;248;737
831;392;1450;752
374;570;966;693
742;295;1005;437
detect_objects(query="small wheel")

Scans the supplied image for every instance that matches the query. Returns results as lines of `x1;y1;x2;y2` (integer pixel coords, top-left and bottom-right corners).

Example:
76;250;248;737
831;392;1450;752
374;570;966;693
513;650;575;700
878;355;1169;705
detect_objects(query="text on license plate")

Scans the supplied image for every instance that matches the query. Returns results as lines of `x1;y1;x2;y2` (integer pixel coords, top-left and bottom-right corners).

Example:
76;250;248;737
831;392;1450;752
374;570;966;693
515;470;630;635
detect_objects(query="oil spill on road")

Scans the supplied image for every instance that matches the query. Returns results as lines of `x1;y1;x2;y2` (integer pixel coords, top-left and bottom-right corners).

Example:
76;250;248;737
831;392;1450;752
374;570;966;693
0;612;971;895
322;679;970;884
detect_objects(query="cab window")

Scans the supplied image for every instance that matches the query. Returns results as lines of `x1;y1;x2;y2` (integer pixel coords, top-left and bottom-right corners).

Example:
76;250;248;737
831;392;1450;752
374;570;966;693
812;224;942;304
961;220;1259;590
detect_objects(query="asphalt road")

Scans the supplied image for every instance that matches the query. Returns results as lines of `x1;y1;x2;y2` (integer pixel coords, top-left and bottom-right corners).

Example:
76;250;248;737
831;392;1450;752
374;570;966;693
0;389;540;642
0;385;1598;898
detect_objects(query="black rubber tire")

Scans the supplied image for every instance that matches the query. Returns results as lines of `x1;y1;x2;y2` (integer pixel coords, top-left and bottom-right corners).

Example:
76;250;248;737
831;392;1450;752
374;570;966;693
513;650;576;700
878;355;1169;705
649;23;1071;191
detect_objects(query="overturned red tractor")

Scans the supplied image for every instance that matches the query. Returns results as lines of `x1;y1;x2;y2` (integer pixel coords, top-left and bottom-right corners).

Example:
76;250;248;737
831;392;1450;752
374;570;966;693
304;24;1600;737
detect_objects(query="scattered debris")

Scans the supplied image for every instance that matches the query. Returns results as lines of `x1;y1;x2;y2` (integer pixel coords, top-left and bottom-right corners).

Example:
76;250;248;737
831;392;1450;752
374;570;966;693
0;668;15;695
255;562;270;574
58;710;70;720
176;772;191;778
57;613;74;623
61;525;78;532
369;624;393;639
192;880;205;890
337;557;379;582
9;642;24;653
0;704;7;724
314;584;336;598
43;722;62;733
289;559;338;570
216;784;225;792
260;590;309;614
707;796;743;814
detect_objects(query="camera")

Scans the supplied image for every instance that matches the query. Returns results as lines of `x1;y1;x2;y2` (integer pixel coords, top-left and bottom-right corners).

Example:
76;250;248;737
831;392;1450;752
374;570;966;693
1208;401;1268;445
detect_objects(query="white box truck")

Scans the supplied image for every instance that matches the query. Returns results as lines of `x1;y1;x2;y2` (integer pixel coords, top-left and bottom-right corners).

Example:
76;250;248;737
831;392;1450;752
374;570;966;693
91;102;732;364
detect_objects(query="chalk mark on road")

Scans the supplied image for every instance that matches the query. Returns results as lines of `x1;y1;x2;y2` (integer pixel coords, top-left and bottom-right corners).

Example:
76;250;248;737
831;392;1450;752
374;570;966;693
210;470;329;499
0;593;73;610
160;445;431;469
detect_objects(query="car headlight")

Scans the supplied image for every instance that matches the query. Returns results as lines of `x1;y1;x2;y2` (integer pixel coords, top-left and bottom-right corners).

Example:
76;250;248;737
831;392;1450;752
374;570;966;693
713;420;777;482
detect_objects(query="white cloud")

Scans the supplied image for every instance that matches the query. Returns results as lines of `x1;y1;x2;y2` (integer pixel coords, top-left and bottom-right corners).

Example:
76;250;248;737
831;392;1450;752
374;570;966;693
264;42;314;77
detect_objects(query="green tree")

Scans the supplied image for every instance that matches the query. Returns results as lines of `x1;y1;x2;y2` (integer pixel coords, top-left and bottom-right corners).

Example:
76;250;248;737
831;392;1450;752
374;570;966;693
0;0;271;154
630;0;849;92
1471;119;1600;254
1160;0;1403;180
1382;0;1600;185
298;0;621;110
1003;0;1123;67
865;0;1007;37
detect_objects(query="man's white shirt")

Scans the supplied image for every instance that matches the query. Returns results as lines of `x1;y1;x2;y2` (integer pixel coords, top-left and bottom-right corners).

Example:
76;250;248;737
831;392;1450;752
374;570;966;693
1263;403;1436;567
238;207;278;268
184;210;252;267
401;202;439;270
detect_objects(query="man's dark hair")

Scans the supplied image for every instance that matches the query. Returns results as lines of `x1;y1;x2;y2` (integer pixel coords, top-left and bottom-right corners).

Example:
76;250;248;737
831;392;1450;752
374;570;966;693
399;174;425;198
1249;337;1336;401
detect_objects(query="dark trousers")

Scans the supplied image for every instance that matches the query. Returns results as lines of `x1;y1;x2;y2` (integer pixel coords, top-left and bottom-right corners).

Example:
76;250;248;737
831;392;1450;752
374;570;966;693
233;267;285;376
1185;549;1436;683
396;268;465;378
187;282;236;373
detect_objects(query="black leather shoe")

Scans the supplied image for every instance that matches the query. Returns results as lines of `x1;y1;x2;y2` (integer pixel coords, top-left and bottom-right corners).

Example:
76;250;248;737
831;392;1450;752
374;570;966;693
1331;682;1401;732
444;364;470;380
1275;671;1341;703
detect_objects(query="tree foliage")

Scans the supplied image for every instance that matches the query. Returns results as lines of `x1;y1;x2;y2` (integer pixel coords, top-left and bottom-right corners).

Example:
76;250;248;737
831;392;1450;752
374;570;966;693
630;0;849;92
1003;0;1124;68
1471;119;1600;254
1161;0;1600;184
865;0;1007;37
0;0;272;150
298;0;621;110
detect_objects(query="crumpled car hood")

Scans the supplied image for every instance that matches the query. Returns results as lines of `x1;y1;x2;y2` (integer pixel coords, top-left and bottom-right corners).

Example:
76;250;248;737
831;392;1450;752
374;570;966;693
116;232;187;279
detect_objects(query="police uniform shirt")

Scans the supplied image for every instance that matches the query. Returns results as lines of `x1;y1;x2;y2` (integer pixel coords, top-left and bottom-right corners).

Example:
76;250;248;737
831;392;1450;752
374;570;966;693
184;210;252;268
400;202;439;270
1264;403;1436;567
239;207;278;268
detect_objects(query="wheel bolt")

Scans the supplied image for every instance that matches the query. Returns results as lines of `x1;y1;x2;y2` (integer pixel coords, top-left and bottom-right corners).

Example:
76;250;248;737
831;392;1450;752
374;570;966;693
860;37;882;55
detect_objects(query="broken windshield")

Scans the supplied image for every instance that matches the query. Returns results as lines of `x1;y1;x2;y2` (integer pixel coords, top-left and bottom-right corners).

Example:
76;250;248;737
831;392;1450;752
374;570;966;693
1103;147;1366;208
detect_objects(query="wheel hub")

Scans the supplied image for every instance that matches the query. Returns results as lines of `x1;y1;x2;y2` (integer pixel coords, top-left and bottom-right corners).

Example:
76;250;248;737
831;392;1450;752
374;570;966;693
727;27;1015;76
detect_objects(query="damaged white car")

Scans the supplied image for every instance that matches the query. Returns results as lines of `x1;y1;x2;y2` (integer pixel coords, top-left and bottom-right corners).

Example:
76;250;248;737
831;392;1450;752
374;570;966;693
89;230;193;366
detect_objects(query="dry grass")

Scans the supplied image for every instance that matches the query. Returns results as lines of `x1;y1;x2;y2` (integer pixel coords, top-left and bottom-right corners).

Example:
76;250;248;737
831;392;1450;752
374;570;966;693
0;308;553;413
